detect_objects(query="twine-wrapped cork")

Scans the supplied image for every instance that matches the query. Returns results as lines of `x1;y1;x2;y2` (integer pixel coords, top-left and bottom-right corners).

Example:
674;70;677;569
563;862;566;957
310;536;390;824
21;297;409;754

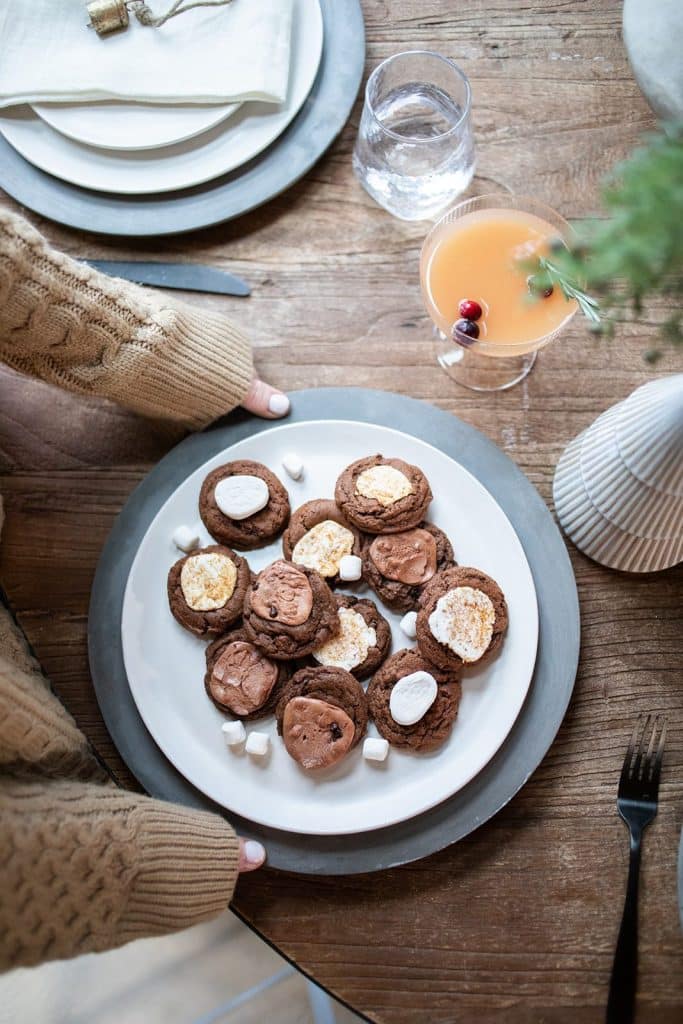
87;0;129;34
87;0;233;37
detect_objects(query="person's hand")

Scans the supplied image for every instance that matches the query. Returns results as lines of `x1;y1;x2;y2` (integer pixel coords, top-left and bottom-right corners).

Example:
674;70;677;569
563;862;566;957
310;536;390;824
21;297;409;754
242;377;290;419
238;837;267;872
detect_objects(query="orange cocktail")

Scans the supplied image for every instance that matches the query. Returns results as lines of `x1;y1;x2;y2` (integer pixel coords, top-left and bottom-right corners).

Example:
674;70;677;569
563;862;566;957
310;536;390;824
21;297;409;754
420;195;577;390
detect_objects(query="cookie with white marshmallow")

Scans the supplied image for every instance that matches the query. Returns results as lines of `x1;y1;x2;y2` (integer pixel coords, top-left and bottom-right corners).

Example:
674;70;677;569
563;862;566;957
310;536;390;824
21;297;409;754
199;459;290;551
334;454;433;534
416;566;508;671
312;595;391;681
282;499;362;586
167;544;250;637
367;649;461;753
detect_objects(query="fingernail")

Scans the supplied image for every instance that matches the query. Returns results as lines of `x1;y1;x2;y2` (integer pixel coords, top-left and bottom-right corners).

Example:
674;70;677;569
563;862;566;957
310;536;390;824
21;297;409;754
268;393;290;416
244;840;266;865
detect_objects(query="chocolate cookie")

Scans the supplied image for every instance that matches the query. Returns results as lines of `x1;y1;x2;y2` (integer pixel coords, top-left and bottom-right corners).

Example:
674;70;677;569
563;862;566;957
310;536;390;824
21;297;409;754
282;499;362;585
362;522;455;613
242;559;339;660
199;459;290;551
311;595;391;681
276;665;368;769
367;649;461;753
416;566;508;671
204;627;290;721
334;454;433;534
167;544;250;637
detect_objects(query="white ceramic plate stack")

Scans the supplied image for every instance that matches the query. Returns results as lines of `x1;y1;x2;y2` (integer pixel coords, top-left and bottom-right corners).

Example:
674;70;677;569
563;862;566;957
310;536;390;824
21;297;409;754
553;374;683;573
0;0;323;196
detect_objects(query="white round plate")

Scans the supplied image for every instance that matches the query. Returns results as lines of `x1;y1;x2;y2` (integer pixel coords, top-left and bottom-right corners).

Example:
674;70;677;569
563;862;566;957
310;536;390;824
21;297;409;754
32;100;239;152
0;0;322;194
121;421;539;836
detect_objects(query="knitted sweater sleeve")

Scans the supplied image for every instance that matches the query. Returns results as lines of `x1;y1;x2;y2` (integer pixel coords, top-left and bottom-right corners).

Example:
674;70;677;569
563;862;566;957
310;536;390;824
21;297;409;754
0;617;241;971
0;776;239;970
0;209;254;430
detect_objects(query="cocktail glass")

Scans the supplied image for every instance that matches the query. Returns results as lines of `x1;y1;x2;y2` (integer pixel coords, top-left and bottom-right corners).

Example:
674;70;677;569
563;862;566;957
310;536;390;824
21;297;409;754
420;195;578;391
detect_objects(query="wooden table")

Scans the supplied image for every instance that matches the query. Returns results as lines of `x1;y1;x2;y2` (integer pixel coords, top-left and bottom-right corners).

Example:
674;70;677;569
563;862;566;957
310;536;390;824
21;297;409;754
1;2;681;1020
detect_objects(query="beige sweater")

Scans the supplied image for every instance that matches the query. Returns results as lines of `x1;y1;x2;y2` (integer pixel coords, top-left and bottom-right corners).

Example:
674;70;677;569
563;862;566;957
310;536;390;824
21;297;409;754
0;210;254;970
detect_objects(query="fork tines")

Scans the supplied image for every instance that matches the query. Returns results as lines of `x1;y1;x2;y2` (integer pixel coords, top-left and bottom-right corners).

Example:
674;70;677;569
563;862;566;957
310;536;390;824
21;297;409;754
620;713;667;792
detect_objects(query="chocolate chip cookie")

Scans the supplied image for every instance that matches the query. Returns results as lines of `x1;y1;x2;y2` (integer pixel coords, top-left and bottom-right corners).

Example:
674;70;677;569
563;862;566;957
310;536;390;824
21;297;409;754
204;627;290;720
199;459;290;551
167;544;250;637
362;522;455;613
276;665;368;769
367;649;461;753
416;566;508;671
242;559;339;660
311;595;391;681
282;498;362;585
334;454;433;534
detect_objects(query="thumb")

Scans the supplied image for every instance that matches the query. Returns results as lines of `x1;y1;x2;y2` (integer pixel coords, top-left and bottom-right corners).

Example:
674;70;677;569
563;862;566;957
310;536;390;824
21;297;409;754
242;377;290;419
238;837;267;872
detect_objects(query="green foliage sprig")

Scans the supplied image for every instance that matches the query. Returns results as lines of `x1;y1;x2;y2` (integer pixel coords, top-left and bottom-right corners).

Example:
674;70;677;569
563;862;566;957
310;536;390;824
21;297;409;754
523;123;683;360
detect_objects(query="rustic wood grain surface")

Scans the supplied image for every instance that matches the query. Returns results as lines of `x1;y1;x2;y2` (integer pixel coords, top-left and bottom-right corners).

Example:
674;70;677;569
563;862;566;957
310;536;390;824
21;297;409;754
1;2;681;1021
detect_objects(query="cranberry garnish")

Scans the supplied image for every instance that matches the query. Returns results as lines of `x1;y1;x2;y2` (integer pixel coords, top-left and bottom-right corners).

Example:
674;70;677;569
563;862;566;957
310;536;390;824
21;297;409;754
458;298;482;321
527;274;553;299
454;318;479;342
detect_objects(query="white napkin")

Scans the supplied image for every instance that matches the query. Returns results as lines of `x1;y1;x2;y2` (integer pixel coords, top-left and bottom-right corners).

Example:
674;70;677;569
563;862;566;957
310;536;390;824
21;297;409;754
0;0;294;108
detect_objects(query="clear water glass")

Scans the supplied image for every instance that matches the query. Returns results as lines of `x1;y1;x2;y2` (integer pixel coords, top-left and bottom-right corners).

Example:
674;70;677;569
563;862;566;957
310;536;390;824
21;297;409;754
353;50;475;221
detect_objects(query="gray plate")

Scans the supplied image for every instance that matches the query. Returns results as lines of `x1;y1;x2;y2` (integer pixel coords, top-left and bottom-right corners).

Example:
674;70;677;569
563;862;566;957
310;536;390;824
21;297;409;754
89;389;580;874
0;0;364;237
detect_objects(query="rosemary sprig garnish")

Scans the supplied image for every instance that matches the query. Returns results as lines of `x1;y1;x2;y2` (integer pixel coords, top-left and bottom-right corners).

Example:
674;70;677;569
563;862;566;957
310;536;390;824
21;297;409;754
535;255;602;326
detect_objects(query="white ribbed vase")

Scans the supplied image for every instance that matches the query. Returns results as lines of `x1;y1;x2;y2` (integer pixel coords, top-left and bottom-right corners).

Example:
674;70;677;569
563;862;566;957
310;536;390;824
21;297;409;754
553;375;683;573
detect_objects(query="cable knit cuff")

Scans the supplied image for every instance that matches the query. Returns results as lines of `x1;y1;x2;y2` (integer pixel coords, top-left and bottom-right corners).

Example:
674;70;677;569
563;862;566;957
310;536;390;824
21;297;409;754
121;802;239;941
142;304;254;430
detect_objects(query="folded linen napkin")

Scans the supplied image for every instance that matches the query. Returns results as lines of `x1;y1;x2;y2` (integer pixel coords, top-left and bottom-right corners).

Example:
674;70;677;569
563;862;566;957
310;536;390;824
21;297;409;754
0;0;294;108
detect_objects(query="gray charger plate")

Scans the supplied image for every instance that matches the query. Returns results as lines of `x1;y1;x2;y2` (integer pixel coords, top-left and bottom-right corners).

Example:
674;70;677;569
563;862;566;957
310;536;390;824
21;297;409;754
0;0;364;237
89;389;580;874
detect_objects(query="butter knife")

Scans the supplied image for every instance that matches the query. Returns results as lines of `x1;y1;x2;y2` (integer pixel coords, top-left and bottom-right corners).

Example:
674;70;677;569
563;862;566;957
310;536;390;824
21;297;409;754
83;260;250;297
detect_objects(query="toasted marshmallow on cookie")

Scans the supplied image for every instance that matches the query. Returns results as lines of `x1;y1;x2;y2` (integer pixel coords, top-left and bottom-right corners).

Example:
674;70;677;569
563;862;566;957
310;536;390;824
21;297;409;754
355;464;413;507
180;552;237;611
428;586;495;663
291;520;355;577
313;607;377;673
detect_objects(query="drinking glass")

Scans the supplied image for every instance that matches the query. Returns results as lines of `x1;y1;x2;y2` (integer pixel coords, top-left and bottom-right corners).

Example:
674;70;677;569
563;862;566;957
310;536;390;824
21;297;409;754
353;51;475;221
420;195;578;391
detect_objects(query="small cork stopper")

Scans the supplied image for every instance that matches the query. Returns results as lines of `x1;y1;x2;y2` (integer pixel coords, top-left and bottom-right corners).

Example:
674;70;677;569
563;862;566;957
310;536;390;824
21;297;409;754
87;0;129;36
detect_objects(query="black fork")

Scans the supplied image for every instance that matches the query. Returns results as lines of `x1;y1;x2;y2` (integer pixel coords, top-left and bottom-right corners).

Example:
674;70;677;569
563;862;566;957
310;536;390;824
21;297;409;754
606;714;666;1024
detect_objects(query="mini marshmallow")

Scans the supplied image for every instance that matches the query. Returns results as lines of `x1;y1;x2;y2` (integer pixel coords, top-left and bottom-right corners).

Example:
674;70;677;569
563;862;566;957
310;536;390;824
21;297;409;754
245;731;270;757
214;475;269;520
390;670;438;726
222;720;246;747
172;524;200;553
339;554;362;581
363;737;389;762
399;610;418;640
282;452;304;481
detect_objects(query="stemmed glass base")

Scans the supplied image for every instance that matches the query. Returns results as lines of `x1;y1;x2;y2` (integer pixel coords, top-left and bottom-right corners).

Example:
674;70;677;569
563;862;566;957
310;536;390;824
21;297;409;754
435;331;537;391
